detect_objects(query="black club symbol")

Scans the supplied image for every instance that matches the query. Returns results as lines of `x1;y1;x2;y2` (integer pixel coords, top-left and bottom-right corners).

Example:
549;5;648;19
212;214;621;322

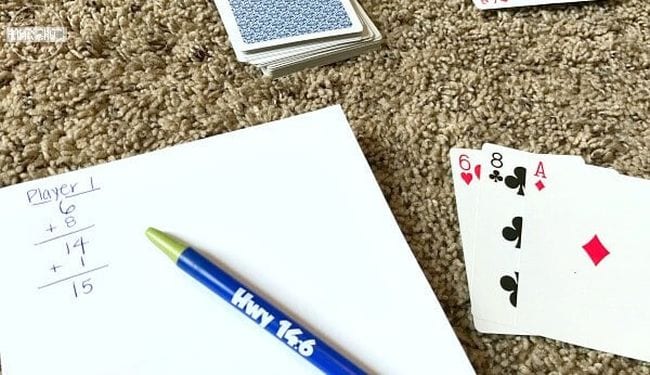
500;272;519;307
489;170;503;182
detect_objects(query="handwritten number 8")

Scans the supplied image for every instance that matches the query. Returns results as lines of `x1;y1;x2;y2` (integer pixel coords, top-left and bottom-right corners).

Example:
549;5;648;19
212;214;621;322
65;216;77;228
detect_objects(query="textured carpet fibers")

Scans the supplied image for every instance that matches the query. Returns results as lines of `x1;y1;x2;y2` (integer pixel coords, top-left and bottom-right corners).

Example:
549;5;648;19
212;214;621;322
1;0;650;373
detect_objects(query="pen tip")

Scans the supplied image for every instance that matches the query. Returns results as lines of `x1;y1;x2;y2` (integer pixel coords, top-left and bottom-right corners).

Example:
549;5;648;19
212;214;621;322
145;227;162;240
145;227;187;263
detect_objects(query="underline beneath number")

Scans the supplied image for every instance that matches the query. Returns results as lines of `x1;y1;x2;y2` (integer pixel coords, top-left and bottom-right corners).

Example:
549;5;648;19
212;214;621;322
37;264;109;290
34;224;96;246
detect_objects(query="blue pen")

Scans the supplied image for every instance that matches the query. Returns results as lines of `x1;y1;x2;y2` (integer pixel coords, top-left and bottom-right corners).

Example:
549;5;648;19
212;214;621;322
145;227;366;374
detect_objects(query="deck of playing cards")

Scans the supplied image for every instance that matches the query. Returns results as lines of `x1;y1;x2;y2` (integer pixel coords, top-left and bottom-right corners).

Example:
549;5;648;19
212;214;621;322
213;0;382;77
450;144;650;362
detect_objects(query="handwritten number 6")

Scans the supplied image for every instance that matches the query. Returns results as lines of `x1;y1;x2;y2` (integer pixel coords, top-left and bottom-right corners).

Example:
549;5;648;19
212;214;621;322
59;200;76;215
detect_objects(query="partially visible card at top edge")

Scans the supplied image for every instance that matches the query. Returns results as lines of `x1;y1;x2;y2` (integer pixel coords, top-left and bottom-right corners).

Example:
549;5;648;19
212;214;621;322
215;0;364;52
469;144;584;332
473;0;596;10
449;148;526;335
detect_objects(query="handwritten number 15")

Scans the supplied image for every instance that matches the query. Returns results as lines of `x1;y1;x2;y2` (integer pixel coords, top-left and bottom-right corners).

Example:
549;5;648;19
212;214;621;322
72;278;93;298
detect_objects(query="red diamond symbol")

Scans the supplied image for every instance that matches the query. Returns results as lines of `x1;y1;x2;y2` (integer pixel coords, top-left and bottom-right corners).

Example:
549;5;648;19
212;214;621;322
535;180;545;191
582;235;610;266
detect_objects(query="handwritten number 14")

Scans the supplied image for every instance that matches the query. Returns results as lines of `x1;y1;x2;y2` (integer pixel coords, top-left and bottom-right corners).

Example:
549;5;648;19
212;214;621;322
66;237;88;255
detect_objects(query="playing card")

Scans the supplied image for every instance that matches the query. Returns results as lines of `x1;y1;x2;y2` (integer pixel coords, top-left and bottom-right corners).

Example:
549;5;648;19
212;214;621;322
473;0;597;10
215;0;364;52
469;144;583;332
449;148;482;293
517;169;650;362
450;148;530;334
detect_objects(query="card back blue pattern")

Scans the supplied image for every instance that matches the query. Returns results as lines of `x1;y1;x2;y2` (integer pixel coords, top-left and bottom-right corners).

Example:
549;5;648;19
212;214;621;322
228;0;354;44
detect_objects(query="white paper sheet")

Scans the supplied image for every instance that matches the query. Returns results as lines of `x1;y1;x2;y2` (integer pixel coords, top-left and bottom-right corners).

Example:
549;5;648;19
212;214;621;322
0;105;474;374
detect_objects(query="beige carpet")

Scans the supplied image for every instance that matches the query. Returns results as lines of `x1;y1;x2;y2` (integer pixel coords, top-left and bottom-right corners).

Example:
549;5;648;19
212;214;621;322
1;0;650;373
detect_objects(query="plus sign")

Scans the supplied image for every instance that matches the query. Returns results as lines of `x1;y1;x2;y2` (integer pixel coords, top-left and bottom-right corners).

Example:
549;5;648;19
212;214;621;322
50;264;62;273
45;224;56;233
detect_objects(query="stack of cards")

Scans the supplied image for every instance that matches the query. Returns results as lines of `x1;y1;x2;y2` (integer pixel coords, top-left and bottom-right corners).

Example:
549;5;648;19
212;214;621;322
213;0;382;77
450;144;650;362
473;0;596;10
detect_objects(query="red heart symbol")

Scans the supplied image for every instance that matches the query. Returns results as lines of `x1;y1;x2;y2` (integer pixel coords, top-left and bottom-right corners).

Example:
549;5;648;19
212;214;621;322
474;164;481;179
461;172;473;185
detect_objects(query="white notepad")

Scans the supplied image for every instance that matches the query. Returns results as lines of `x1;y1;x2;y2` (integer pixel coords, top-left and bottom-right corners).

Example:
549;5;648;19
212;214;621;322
0;106;474;374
